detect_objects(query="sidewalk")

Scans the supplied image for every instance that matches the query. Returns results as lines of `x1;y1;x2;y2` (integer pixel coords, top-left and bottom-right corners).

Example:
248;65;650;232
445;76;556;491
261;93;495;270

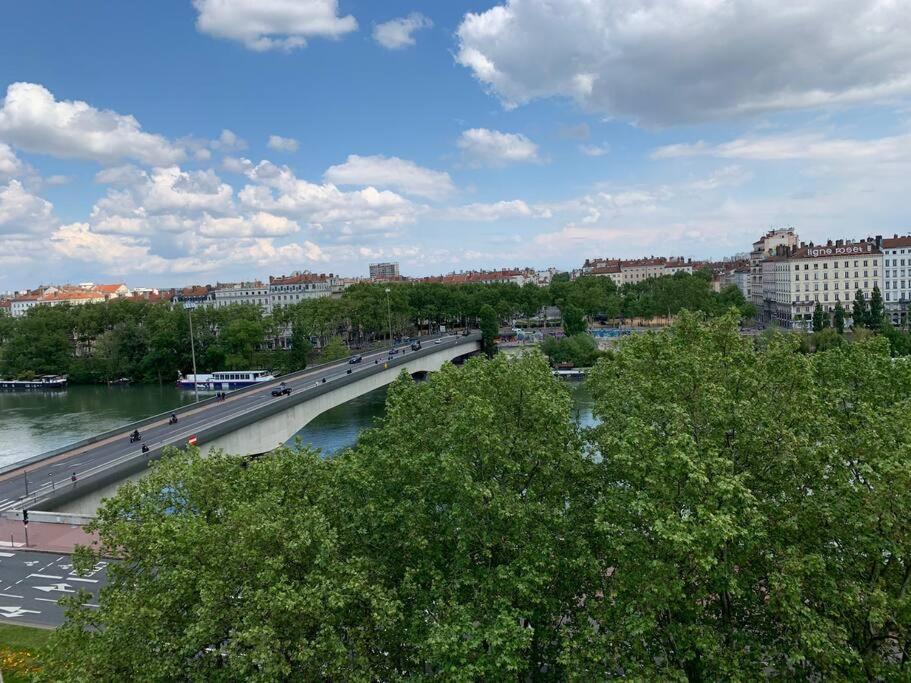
0;518;99;555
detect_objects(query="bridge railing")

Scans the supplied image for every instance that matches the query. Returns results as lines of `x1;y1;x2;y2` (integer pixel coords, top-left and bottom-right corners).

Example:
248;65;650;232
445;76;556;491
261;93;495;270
16;333;482;512
1;331;470;478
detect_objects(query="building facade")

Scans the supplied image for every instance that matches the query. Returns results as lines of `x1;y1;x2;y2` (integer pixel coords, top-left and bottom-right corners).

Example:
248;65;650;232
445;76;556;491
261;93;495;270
751;228;799;315
762;238;883;329
213;282;270;313
369;262;400;281
881;235;911;326
268;272;335;310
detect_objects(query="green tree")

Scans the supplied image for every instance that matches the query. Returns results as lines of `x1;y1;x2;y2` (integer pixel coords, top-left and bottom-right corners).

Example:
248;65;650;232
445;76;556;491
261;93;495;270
812;302;827;332
833;301;846;334
561;304;586;336
479;303;498;358
42;354;597;681
852;288;868;329
867;284;885;331
319;336;349;362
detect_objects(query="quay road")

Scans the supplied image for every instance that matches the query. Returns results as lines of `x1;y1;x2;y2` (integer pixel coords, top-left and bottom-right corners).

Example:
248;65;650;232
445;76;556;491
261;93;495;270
0;334;471;513
0;548;107;628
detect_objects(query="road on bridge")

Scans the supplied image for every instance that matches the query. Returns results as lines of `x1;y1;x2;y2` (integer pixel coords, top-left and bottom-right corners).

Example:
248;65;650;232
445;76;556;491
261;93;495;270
0;334;470;513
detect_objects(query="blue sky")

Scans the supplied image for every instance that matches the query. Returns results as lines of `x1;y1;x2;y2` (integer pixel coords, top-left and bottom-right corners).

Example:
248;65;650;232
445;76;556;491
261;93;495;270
1;0;910;289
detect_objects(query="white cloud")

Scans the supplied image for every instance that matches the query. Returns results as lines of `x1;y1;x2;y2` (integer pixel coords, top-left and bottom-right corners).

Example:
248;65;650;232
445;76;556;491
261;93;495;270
441;199;549;222
580;144;609;157
197;211;300;238
373;13;432;50
457;128;540;167
0;143;25;179
0;82;184;165
324;154;454;199
456;0;911;126
193;0;357;51
0;180;56;235
238;159;421;233
652;131;911;166
267;135;299;152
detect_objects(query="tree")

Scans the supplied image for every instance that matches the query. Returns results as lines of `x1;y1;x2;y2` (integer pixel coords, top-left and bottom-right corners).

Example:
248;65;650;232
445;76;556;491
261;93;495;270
833;301;846;334
319;336;349;362
561;304;586;336
812;302;827;332
41;354;597;681
852;288;868;329
867;284;885;331
479;303;498;358
581;313;911;679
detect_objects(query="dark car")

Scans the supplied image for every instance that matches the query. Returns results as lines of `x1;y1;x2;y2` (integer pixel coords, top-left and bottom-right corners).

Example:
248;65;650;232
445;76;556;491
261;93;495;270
410;341;422;351
348;355;363;364
388;348;400;356
271;385;292;397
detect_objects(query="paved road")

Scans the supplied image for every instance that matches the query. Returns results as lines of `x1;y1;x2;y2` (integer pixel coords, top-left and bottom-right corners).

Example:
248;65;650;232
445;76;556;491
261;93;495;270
0;548;107;628
0;334;471;513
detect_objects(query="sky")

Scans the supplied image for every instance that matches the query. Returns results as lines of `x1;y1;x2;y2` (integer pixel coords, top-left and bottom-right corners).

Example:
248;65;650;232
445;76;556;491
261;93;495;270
1;0;911;290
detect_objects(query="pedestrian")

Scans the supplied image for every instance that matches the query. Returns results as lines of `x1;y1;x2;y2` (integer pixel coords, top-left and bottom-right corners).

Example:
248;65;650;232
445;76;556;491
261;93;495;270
71;472;77;487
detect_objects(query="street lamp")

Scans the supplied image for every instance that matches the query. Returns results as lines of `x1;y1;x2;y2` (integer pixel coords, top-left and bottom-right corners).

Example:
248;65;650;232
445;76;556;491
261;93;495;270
187;306;200;403
384;288;393;345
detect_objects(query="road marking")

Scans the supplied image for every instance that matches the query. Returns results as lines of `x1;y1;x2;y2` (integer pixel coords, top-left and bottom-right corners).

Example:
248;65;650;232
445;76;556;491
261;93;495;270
0;605;41;617
34;583;74;593
23;561;39;567
0;552;15;557
34;598;57;604
0;593;24;599
84;603;99;608
27;573;63;580
55;556;64;562
67;577;98;583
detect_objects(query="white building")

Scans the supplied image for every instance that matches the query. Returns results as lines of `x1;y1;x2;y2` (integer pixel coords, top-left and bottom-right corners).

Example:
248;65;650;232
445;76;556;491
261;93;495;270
762;238;883;329
268;272;335;310
213;282;270;314
751;228;799;313
881;235;911;326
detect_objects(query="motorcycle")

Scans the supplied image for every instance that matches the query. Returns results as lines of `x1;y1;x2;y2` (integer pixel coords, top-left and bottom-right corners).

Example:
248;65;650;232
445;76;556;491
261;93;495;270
129;431;141;443
169;415;178;425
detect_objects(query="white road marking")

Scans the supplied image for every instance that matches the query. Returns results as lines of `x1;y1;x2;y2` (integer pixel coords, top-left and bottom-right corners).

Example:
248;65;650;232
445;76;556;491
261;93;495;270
0;605;41;617
23;561;39;567
34;598;57;604
27;573;63;580
34;583;74;593
0;593;24;599
0;552;15;557
67;577;98;583
84;603;100;608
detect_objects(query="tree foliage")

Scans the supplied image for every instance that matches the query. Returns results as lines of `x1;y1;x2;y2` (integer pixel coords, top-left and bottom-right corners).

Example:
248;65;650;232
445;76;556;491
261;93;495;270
40;315;911;680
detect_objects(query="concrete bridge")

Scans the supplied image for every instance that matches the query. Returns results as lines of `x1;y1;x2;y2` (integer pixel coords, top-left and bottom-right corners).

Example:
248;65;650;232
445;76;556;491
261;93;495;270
0;333;482;517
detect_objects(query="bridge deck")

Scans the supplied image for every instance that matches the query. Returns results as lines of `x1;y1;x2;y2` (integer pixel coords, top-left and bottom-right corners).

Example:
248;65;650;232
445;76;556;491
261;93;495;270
0;333;480;514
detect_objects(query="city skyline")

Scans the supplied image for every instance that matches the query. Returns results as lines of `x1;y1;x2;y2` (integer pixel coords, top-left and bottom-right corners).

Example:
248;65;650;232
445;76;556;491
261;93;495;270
2;1;911;290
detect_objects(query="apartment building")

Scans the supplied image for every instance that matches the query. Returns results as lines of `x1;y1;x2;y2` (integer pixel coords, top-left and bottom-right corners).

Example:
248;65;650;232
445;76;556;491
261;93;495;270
751;228;798;311
213;282;270;313
268;272;335;310
581;256;693;286
9;283;130;317
881;235;911;326
762;238;883;329
369;262;400;281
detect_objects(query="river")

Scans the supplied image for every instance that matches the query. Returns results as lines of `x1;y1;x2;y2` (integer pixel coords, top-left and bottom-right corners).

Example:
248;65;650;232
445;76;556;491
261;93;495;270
0;381;596;468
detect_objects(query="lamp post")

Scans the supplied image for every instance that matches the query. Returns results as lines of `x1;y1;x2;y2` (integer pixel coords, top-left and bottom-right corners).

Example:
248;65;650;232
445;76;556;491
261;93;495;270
384;288;393;345
188;306;200;403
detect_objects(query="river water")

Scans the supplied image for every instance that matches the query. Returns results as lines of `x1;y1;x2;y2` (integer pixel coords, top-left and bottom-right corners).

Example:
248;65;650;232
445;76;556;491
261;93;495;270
0;381;596;468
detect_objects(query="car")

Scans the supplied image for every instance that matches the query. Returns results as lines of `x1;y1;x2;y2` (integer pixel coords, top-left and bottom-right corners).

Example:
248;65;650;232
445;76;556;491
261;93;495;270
410;341;422;351
348;355;363;364
434;339;442;344
461;329;471;336
271;385;292;397
388;348;400;356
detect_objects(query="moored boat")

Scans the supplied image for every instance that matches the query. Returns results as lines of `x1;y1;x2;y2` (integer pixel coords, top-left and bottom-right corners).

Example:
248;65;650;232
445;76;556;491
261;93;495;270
176;370;274;391
0;374;68;390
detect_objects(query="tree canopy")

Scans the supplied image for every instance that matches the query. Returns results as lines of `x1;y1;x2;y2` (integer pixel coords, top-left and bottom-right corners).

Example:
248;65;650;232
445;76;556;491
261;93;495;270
42;313;911;680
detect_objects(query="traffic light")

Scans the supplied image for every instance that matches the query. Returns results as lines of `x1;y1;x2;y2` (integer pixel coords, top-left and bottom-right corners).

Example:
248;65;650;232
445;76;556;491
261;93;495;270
22;509;28;525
